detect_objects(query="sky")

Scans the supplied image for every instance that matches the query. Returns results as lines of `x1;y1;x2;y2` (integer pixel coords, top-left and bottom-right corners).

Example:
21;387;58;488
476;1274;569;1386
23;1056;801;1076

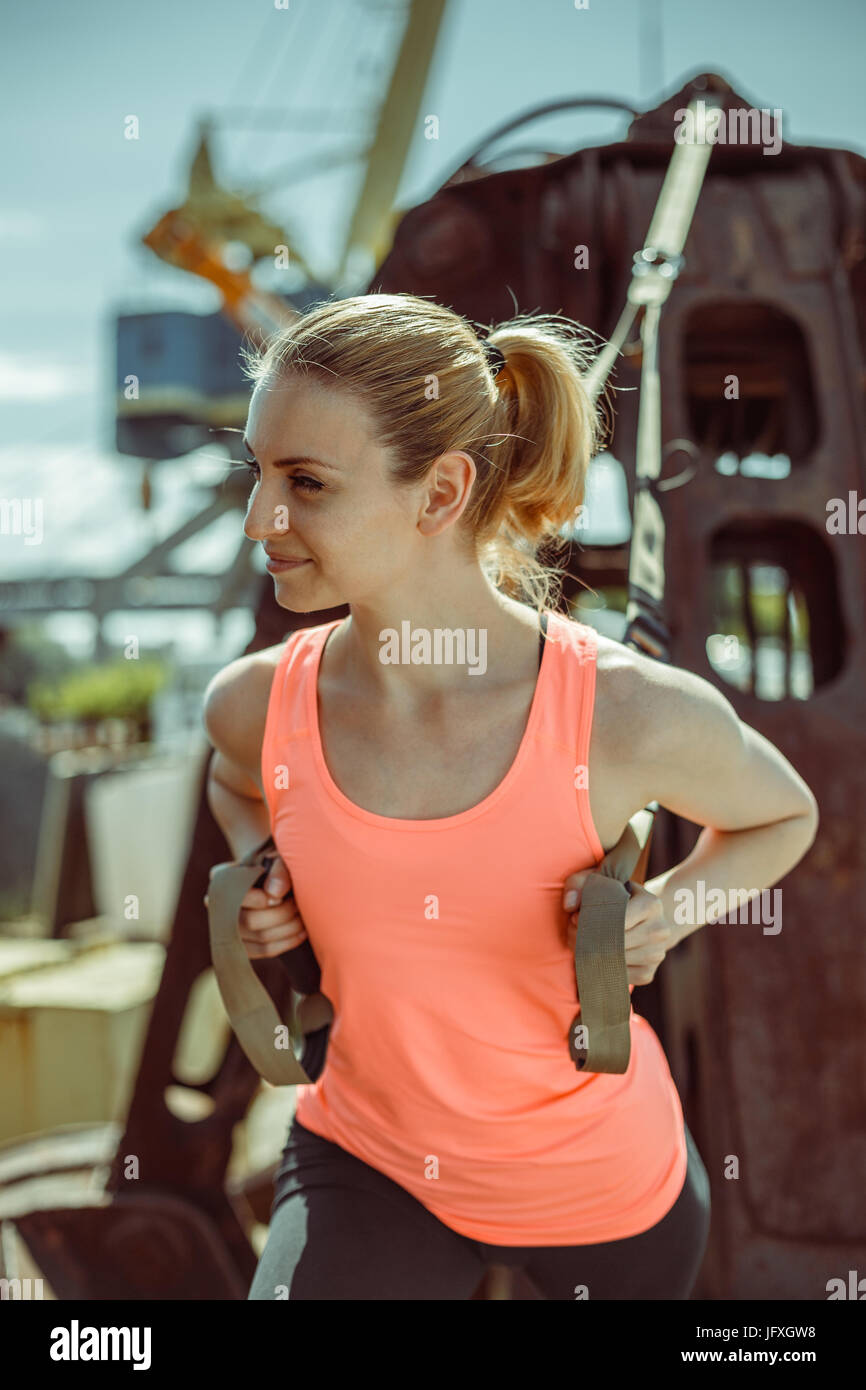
1;0;864;660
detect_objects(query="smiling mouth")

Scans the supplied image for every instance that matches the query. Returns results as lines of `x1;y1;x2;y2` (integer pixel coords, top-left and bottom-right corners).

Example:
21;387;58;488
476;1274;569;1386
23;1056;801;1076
265;554;311;570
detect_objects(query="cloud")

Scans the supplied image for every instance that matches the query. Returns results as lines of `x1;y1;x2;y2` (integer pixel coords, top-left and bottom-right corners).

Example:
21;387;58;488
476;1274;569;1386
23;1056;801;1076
0;442;237;582
0;354;96;401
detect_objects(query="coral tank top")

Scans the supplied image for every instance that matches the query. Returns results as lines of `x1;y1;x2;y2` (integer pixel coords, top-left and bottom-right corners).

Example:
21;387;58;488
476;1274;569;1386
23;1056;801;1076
260;609;687;1246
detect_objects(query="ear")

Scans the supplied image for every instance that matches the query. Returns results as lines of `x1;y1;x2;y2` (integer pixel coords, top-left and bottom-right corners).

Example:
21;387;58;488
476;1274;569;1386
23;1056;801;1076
416;450;476;538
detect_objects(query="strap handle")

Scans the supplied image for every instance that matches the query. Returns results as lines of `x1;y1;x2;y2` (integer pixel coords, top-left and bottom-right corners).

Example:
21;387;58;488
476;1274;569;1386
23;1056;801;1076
207;835;332;1087
568;805;657;1075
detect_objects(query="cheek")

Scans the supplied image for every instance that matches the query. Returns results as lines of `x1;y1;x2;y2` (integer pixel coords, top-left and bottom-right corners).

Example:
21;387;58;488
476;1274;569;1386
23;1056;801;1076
337;489;415;554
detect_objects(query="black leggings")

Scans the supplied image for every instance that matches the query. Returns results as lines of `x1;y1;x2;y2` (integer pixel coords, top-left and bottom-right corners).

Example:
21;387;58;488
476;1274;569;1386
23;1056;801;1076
248;1116;711;1301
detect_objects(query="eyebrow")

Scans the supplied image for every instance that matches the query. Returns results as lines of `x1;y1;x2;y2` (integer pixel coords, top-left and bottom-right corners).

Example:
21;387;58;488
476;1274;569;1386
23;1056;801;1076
242;437;341;472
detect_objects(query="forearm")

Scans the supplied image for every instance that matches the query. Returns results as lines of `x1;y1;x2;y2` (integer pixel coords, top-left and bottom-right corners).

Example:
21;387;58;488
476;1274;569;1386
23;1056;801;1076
206;764;271;861
645;812;818;946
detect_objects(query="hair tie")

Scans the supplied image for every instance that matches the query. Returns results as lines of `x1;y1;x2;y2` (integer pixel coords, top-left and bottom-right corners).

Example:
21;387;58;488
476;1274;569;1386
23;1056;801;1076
477;329;506;377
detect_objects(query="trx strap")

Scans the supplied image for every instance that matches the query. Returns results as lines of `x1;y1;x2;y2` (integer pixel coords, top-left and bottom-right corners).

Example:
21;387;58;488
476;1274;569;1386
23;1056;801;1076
569;97;717;1070
568;806;656;1074
207;100;717;1083
208;835;333;1087
586;96;717;664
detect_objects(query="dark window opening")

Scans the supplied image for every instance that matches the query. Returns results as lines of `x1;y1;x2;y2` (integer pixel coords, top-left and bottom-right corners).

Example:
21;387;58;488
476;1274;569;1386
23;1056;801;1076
708;519;845;698
683;302;819;466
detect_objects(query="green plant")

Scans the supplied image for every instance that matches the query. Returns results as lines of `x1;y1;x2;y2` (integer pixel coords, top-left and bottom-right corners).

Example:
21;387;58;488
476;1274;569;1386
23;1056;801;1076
27;659;170;724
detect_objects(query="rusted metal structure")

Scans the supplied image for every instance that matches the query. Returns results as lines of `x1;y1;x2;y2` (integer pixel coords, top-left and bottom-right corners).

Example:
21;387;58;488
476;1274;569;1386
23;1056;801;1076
374;69;864;1299
7;71;865;1300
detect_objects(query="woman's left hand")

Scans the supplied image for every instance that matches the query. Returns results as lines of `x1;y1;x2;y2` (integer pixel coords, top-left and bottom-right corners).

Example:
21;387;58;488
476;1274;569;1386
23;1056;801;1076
561;872;677;986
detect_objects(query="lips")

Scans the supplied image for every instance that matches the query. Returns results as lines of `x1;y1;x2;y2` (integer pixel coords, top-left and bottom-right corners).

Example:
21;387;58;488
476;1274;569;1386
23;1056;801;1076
265;551;311;573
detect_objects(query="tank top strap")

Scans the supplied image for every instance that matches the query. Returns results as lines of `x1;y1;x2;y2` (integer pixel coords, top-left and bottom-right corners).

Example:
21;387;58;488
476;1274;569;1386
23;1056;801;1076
541;610;606;863
260;619;342;826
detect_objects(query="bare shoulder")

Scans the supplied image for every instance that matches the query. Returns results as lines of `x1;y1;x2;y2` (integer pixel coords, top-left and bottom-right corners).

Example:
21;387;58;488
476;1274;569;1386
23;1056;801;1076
592;631;741;764
201;643;285;778
594;631;733;712
589;629;817;838
587;630;747;841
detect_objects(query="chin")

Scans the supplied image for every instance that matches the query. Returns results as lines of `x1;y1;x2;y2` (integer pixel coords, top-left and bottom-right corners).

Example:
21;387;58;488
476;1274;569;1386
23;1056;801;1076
273;574;346;614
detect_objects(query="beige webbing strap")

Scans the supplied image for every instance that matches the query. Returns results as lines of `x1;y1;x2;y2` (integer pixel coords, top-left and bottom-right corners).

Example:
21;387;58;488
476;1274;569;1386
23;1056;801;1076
584;97;717;407
563;108;717;1072
208;836;319;1086
568;807;656;1075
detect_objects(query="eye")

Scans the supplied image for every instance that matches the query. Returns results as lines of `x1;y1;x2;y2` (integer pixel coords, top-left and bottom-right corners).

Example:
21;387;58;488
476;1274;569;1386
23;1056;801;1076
241;458;324;494
291;475;324;494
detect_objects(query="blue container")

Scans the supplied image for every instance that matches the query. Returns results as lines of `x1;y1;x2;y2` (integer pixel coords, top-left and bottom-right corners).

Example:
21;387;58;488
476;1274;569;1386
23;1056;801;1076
114;287;328;460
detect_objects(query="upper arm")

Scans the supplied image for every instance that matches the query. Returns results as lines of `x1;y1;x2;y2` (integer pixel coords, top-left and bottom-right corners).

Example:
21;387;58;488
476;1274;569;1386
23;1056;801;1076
624;653;819;835
201;649;279;800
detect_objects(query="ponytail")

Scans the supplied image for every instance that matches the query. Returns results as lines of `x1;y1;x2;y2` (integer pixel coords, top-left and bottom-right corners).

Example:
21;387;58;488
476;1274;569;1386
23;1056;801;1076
466;313;608;609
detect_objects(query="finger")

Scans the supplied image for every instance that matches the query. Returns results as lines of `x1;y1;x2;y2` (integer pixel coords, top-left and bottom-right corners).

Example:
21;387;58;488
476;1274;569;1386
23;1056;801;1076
623;921;667;953
562;869;592;911
244;917;308;950
240;919;307;947
241;884;293;910
627;957;665;985
624;887;664;933
627;967;655;986
625;940;667;965
240;904;303;931
262;855;292;901
566;908;664;955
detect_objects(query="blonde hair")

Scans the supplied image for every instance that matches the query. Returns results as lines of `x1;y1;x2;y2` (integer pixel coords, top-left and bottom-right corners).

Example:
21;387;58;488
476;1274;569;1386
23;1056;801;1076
240;292;608;612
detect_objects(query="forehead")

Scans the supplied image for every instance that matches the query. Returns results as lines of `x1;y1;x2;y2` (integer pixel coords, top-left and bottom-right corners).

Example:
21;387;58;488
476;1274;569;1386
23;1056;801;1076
245;373;379;463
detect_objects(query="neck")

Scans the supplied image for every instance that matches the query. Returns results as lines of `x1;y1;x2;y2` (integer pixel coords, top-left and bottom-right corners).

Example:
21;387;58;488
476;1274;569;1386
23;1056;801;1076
325;563;542;700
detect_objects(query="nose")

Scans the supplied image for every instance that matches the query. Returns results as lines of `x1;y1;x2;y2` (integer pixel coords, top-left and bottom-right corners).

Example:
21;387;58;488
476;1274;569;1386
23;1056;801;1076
243;481;291;544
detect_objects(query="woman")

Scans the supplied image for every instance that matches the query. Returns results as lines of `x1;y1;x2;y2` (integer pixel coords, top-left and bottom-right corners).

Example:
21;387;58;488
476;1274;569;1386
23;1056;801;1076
202;293;818;1300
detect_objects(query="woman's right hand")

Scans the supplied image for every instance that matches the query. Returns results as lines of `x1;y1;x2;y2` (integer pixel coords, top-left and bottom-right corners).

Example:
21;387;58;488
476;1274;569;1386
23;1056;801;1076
207;852;308;960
